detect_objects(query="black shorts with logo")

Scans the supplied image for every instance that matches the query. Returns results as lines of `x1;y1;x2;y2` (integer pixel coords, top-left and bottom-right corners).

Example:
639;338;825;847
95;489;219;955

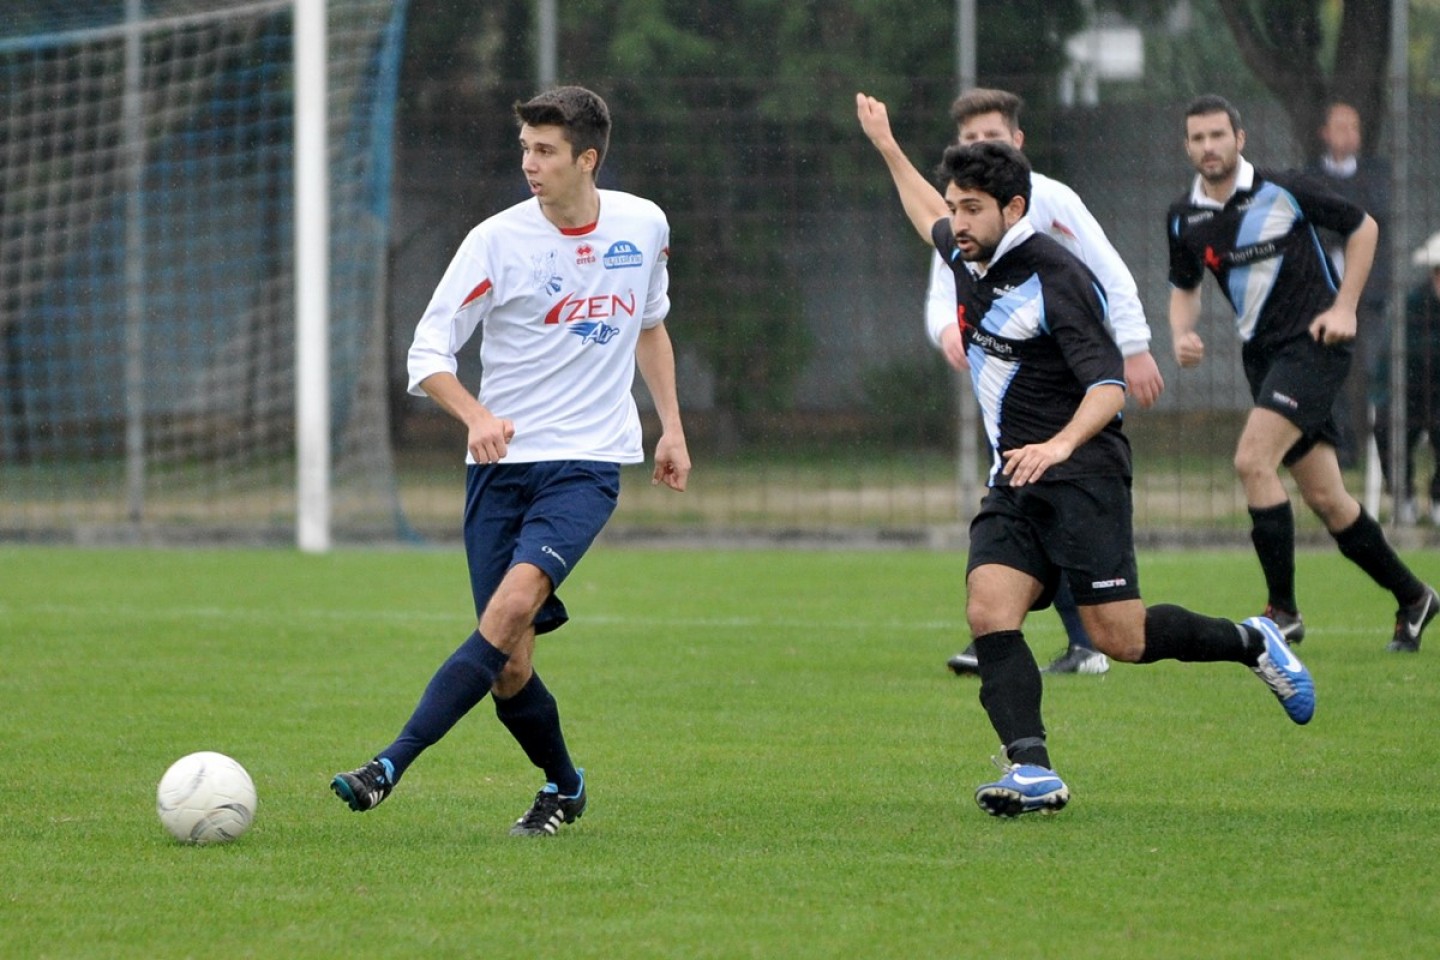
1243;336;1349;466
966;476;1141;609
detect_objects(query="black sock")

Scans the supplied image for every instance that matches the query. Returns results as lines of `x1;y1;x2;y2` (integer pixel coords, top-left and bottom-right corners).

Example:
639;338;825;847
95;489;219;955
1332;509;1427;605
380;631;509;780
1250;502;1297;613
973;631;1049;768
494;671;580;796
1139;604;1261;665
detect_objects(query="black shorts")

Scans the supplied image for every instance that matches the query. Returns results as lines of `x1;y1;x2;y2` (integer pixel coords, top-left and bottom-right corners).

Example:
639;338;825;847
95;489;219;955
1243;337;1349;466
966;476;1141;609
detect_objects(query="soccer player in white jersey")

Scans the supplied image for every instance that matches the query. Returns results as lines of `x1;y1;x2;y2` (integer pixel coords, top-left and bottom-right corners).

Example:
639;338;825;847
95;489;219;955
938;89;1161;678
331;86;690;836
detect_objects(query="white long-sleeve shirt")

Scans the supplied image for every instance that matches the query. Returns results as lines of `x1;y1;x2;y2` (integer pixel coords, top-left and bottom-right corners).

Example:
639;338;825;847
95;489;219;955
407;190;671;464
925;170;1150;357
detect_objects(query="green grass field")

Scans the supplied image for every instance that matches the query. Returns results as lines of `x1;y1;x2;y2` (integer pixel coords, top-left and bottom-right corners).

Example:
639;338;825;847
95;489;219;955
3;545;1438;959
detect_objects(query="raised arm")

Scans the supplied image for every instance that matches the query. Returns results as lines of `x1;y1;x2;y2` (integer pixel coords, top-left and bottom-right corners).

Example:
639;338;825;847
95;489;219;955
855;93;948;244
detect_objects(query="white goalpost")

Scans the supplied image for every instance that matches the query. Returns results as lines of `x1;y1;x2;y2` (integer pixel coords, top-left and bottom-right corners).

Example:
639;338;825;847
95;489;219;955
294;0;329;552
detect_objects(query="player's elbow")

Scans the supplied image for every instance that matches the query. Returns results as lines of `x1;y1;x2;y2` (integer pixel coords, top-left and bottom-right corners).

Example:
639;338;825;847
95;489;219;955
1351;214;1379;246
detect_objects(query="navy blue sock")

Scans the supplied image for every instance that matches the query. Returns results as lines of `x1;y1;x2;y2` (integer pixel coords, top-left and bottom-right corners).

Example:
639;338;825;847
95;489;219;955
494;672;581;796
973;631;1049;768
380;631;508;780
1054;580;1094;651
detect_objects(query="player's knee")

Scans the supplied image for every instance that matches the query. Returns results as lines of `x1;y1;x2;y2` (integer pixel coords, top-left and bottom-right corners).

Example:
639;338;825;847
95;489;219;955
965;599;1014;637
1232;447;1269;483
481;587;544;638
491;658;532;698
1088;631;1144;663
1302;485;1358;527
1081;604;1146;662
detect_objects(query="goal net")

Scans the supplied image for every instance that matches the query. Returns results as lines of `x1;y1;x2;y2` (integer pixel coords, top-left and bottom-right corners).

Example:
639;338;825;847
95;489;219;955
0;0;408;544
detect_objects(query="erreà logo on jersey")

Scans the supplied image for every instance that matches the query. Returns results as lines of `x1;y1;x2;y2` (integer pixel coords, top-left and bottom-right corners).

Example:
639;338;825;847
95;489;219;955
602;240;644;269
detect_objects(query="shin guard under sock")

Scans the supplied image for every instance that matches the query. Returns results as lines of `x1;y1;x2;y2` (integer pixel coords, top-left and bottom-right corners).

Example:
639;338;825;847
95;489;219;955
1139;604;1260;665
1250;502;1297;613
494;671;580;796
381;631;509;779
1333;509;1427;604
973;631;1049;768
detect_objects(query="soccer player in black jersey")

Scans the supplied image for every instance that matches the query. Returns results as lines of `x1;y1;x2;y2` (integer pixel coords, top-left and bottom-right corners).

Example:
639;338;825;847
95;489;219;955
1167;94;1437;654
856;92;1315;818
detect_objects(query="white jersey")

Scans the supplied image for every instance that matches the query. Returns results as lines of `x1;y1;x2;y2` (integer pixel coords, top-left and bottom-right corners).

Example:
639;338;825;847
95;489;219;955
925;170;1150;357
407;189;671;464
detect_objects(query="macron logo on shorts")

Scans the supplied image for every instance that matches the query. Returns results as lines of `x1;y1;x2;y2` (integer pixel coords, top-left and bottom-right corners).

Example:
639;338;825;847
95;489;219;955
1091;578;1129;590
1268;390;1299;410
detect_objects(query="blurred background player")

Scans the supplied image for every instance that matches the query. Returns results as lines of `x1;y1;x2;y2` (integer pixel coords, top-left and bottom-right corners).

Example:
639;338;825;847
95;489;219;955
1307;101;1391;470
1167;93;1436;654
937;89;1163;678
1373;231;1440;526
331;85;691;834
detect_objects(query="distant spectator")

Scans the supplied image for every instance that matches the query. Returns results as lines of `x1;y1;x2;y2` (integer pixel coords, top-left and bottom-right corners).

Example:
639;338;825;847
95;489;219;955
1373;231;1440;525
1307;101;1391;469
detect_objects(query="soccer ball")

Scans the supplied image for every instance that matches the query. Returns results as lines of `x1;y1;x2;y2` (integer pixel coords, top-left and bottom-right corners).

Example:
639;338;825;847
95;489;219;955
156;751;258;844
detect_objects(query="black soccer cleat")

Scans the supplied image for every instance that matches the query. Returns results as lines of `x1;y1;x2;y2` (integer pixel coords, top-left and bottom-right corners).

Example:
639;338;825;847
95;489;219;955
1262;604;1306;644
510;771;586;837
947;642;980;676
331;758;394;812
1389;584;1439;653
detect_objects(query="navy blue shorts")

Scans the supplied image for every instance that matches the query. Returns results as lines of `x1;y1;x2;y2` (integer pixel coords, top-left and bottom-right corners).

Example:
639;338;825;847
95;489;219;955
463;460;621;635
1243;337;1349;466
966;476;1141;608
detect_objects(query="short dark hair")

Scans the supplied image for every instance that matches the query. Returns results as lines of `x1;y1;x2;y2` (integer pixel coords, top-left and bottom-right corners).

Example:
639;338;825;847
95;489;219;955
948;87;1023;130
514;85;612;171
936;141;1031;212
1184;94;1242;134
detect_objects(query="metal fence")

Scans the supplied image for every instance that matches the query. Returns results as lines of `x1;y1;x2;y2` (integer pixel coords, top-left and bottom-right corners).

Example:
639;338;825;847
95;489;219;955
390;78;1440;548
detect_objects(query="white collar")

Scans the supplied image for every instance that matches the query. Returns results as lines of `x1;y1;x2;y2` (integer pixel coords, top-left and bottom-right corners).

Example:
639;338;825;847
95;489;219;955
1189;157;1255;209
970;216;1036;277
1323;154;1358;178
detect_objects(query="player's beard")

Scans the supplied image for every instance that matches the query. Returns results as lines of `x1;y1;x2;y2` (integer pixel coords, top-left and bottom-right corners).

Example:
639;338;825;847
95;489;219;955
960;236;999;264
1198;154;1236;184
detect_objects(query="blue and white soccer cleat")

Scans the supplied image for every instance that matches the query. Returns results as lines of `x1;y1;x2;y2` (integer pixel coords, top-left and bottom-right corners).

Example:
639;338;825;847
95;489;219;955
974;761;1070;818
1244;616;1315;725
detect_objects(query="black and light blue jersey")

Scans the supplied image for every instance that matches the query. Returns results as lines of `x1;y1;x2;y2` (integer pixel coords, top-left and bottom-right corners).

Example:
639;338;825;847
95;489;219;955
932;218;1130;486
1167;165;1366;352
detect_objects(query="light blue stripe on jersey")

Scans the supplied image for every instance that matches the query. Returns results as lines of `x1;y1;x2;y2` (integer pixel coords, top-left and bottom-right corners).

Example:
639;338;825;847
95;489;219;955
968;274;1045;484
1228;182;1300;341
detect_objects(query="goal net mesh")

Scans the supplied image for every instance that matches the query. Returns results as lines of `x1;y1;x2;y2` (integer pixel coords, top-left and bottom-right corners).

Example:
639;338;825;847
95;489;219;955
0;0;407;543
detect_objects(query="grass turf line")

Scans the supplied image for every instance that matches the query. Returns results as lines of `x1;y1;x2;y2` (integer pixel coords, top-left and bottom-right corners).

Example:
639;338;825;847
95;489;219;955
1;546;1437;958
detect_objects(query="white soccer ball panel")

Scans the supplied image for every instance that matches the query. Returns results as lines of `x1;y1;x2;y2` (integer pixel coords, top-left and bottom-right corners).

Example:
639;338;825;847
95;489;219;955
156;751;257;844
